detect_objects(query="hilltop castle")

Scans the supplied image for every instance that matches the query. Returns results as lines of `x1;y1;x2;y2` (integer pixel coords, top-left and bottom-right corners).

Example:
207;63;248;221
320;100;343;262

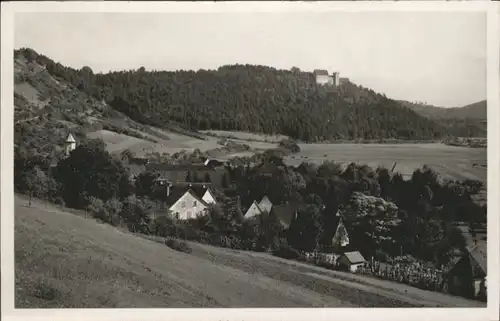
313;69;340;86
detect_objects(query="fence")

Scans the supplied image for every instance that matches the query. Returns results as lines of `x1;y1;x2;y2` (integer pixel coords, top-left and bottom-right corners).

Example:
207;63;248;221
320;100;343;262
355;260;444;292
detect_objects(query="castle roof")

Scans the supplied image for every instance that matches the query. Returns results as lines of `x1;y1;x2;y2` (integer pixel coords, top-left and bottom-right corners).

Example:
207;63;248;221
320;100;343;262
66;133;76;143
314;69;329;76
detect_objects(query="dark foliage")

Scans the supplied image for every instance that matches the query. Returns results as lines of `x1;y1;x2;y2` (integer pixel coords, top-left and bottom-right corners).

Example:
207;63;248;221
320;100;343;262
53;141;132;208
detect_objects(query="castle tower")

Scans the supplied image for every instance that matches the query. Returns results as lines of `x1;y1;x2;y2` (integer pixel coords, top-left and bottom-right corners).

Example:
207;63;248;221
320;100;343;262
65;133;77;156
332;71;340;86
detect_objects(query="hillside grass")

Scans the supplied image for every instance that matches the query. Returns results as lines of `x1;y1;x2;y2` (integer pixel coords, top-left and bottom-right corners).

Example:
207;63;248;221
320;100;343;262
15;196;485;308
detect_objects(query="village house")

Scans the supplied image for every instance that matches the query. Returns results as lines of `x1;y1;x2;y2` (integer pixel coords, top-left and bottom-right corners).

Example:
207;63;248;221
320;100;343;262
444;241;487;301
161;184;217;220
144;162;229;189
244;200;263;219
146;163;214;183
337;251;367;273
258;195;273;213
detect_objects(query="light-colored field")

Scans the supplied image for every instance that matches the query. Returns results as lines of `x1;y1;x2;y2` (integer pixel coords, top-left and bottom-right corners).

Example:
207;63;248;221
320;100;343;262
285;143;487;182
15;196;485;308
86;128;222;156
86;128;279;158
201;130;289;143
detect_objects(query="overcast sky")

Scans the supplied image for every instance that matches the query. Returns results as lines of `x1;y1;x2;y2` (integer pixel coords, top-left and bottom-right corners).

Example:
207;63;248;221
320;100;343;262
14;12;486;107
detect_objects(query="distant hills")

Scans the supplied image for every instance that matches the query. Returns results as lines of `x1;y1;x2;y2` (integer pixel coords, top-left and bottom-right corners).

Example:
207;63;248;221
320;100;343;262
14;47;486;152
399;100;486;138
399;100;486;120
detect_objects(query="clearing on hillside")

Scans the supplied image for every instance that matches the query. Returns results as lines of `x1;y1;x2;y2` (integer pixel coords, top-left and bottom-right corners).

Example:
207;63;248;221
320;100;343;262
15;196;484;308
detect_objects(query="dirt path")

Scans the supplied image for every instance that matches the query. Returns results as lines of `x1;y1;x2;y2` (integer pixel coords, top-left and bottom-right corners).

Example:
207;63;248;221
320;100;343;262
15;196;485;308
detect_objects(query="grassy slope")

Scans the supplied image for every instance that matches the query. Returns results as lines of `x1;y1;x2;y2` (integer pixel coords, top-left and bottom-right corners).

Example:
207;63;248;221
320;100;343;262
15;196;485;308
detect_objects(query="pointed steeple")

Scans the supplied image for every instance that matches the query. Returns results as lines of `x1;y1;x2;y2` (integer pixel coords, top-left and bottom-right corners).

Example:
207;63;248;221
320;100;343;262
66;133;76;143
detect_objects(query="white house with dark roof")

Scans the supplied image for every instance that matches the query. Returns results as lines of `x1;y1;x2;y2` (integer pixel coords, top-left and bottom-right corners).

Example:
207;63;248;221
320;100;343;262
163;184;217;220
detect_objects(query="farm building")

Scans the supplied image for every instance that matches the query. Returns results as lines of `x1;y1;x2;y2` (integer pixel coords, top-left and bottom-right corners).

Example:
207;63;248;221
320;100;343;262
444;241;487;301
129;157;149;165
145;163;227;187
163;184;217;220
337;251;367;273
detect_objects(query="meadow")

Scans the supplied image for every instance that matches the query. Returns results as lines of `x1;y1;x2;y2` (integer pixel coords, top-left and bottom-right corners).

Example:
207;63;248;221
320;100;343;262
285;143;487;183
15;196;484;308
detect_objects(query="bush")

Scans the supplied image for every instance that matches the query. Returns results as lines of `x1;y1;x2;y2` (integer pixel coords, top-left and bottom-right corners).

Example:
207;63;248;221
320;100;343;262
86;196;108;222
272;244;302;260
279;139;301;153
165;238;192;254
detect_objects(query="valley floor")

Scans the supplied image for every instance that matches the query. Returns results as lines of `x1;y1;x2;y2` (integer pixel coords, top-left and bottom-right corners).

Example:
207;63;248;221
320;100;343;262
15;196;485;308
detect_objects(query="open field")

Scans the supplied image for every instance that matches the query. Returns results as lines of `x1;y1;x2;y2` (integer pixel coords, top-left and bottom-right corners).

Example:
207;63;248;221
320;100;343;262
285;143;487;182
87;127;280;158
15;196;485;308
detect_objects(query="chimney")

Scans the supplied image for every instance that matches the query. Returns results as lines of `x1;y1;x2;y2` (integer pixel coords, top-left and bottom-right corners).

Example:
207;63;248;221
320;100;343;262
236;196;241;210
166;184;171;197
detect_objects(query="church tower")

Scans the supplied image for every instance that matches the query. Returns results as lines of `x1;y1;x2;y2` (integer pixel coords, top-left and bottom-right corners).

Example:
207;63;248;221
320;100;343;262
65;133;77;156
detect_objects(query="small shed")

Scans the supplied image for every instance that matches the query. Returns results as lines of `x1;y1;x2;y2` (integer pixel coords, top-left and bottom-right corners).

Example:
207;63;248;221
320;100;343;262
337;251;367;273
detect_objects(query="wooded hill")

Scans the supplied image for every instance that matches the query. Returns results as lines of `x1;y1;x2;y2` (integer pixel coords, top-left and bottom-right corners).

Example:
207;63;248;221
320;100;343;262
399;100;486;138
15;48;485;142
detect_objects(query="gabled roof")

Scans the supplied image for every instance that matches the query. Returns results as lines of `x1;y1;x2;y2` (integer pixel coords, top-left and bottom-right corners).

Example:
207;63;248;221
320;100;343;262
467;242;487;276
259;195;273;213
342;251;366;264
271;203;305;229
166;187;209;208
244;200;263;218
313;69;329;76
66;133;76;143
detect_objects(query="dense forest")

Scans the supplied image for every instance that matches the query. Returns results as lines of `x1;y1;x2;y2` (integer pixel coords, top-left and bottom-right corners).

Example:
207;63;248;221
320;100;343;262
16;47;479;142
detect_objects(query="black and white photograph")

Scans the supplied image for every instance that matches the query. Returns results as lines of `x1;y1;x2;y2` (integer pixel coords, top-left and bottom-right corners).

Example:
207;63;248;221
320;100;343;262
1;1;499;320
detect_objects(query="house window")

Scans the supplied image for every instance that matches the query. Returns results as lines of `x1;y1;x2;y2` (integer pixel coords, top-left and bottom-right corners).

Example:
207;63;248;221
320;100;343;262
181;201;186;208
193;201;197;207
